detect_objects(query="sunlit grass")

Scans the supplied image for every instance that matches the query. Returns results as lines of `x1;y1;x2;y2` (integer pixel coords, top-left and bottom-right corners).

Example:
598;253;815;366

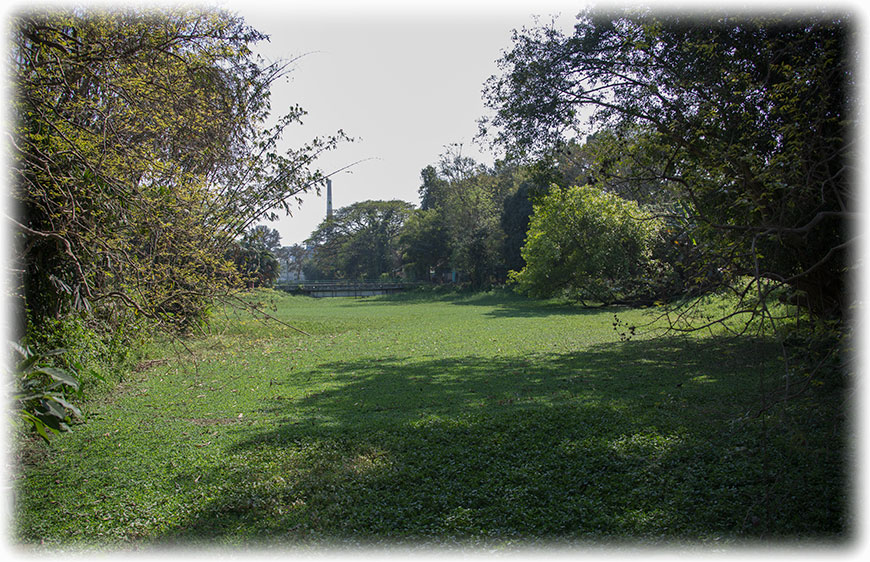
12;289;848;548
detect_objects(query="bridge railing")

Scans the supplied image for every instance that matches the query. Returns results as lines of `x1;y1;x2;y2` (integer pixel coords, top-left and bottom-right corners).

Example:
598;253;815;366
275;280;423;294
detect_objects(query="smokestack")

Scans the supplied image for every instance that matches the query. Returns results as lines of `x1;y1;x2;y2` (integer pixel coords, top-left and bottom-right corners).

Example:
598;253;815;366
326;178;333;220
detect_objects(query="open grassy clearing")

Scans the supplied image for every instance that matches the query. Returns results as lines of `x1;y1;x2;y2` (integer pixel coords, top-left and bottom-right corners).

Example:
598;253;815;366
12;289;848;548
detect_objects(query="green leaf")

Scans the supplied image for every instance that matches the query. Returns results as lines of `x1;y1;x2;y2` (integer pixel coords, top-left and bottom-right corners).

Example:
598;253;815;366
41;398;68;421
37;367;79;390
20;411;55;443
11;341;29;359
49;395;82;419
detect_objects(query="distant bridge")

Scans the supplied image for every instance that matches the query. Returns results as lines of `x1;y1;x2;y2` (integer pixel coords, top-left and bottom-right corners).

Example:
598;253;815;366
276;281;418;298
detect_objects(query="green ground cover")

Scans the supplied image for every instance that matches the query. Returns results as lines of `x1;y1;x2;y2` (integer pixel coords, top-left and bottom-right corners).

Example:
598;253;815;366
12;289;849;549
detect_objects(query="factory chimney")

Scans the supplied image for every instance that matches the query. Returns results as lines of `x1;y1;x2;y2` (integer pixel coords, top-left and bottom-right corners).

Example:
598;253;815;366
326;178;333;220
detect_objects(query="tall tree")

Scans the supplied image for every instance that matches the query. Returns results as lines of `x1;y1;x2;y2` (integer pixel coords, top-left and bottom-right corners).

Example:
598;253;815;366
418;165;448;211
399;209;451;281
306;200;415;280
500;181;534;274
10;8;347;332
430;145;512;288
481;10;855;322
228;226;282;288
243;226;282;254
275;244;308;281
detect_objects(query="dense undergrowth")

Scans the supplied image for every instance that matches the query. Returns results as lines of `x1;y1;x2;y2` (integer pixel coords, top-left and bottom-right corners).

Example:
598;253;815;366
11;289;851;550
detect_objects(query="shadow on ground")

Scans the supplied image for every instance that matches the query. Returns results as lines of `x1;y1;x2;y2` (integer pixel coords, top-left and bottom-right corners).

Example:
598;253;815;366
335;289;612;319
152;335;847;546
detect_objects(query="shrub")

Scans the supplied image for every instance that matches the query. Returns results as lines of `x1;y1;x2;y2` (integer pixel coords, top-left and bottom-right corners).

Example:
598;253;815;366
12;343;81;442
510;185;660;304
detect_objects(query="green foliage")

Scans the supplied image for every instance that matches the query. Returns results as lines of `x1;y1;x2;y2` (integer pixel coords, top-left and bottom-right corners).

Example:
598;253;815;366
9;7;348;439
500;181;534;273
399;209;451;281
11;308;142;444
481;10;853;323
406;146;527;288
510;185;660;304
11;7;346;333
24;312;137;392
243;226;282;254
274;244;309;281
418;165;448;211
229;227;282;288
12;343;82;442
437;147;510;289
306;200;415;280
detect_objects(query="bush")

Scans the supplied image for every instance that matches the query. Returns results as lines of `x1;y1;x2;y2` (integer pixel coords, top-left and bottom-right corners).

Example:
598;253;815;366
24;311;139;397
12;343;81;442
509;185;660;304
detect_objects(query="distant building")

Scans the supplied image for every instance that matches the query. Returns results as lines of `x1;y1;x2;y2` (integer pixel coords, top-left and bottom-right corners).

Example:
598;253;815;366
280;268;306;282
277;243;312;282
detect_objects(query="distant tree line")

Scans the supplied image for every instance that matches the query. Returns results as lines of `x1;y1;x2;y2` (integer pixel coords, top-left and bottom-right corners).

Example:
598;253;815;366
297;135;722;306
293;145;531;289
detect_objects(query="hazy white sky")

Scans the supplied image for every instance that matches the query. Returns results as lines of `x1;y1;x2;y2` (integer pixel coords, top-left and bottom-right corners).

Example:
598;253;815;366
6;0;840;248
231;1;583;246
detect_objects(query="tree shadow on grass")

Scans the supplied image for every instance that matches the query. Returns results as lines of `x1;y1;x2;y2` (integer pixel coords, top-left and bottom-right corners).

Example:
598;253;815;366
152;335;848;547
336;289;606;319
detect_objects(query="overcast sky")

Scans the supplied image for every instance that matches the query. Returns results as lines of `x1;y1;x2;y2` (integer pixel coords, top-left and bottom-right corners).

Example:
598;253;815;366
230;1;583;246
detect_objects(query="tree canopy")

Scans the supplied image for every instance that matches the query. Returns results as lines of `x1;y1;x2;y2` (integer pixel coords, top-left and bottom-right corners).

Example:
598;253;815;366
305;200;415;280
302;147;537;289
399;208;451;282
481;10;855;323
10;8;347;332
228;226;283;288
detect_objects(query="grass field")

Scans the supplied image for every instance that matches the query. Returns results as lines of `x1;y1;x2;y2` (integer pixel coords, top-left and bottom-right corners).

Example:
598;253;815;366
11;289;849;549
